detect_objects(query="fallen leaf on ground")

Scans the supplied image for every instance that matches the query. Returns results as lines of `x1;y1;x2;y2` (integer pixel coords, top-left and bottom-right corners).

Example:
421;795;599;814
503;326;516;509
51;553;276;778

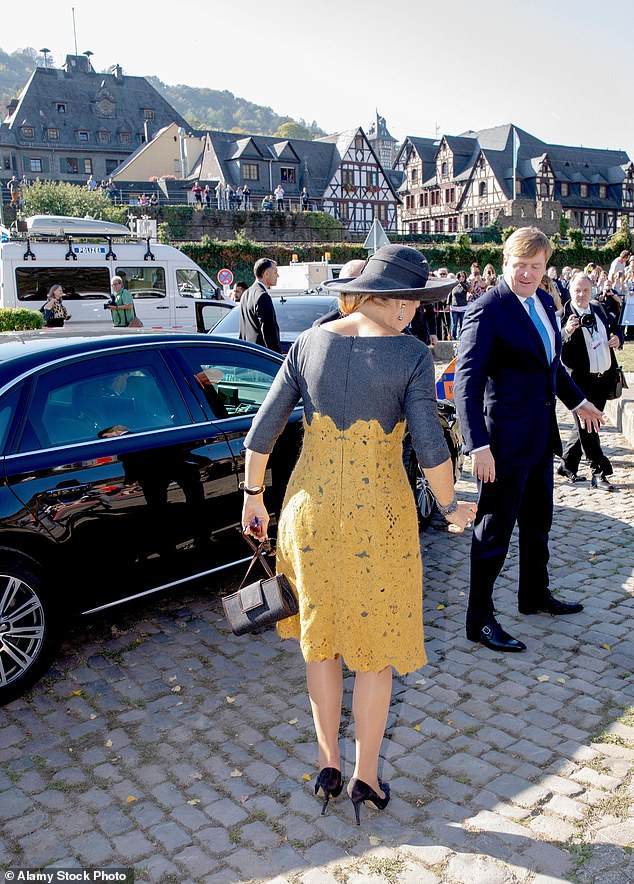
168;675;177;683
89;714;97;720
171;685;182;693
556;678;567;684
71;690;82;696
537;675;550;682
415;678;426;685
288;718;298;725
369;835;382;846
105;739;113;748
436;604;446;610
414;725;421;732
301;773;312;781
226;696;236;704
602;643;611;651
125;795;137;804
187;799;201;805
230;769;243;778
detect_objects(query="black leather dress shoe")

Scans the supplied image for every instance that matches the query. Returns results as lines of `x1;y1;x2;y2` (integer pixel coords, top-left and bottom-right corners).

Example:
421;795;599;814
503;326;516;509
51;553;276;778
466;620;526;652
591;474;615;492
557;465;587;482
519;595;584;616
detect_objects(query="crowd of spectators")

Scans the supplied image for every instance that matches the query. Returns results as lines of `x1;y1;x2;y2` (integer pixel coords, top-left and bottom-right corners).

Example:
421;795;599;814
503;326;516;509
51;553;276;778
429;253;633;345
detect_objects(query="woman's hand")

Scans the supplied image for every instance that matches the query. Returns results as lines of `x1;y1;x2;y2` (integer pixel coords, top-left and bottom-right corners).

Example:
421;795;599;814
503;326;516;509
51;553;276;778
445;500;477;534
242;496;270;541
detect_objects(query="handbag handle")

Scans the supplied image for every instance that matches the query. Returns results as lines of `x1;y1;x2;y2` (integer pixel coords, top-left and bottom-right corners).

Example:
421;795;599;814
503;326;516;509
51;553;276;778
239;532;275;589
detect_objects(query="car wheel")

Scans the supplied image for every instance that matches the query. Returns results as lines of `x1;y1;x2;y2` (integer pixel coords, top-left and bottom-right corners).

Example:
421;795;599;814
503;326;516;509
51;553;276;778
0;550;57;706
407;452;436;530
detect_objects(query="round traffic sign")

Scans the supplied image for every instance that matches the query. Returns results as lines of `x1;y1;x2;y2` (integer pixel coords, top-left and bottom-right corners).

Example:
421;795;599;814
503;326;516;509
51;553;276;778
218;268;233;286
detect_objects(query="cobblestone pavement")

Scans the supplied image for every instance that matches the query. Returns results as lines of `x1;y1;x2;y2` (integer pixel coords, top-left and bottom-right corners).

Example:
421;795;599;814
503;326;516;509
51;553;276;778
1;406;633;884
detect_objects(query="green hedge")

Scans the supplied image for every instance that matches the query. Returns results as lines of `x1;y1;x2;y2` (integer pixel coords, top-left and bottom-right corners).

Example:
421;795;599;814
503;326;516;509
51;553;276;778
0;309;44;332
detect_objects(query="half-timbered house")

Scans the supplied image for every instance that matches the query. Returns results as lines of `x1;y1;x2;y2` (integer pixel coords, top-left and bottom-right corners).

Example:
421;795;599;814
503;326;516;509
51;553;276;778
396;123;633;241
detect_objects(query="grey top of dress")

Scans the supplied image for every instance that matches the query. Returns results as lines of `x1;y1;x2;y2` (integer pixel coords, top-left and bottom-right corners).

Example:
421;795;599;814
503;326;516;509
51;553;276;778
245;325;449;470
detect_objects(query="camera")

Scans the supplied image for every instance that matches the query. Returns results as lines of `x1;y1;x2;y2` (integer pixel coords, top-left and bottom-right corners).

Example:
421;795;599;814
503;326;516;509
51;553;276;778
103;295;116;310
580;313;596;330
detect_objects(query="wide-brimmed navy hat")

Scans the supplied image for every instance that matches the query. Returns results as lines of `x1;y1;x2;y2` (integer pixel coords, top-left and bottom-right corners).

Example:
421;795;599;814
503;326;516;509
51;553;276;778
324;245;455;301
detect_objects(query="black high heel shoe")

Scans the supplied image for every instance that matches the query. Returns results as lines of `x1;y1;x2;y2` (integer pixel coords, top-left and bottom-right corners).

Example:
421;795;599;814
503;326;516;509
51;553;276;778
347;777;390;825
314;767;343;815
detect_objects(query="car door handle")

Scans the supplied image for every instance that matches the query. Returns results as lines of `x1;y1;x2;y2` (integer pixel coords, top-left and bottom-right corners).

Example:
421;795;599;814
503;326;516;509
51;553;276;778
45;482;92;497
175;305;190;309
156;305;169;310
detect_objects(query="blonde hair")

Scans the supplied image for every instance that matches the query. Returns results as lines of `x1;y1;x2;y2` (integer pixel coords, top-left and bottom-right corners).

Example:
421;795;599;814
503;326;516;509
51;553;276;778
338;292;373;315
540;275;562;312
503;226;552;262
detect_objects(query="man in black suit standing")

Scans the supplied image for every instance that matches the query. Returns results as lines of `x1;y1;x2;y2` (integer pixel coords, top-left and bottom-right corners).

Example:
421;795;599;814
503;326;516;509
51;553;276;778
454;227;604;652
239;258;282;353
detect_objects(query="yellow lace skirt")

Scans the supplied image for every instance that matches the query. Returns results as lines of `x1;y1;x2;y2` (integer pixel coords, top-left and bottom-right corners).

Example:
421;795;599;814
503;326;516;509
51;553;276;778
276;414;426;674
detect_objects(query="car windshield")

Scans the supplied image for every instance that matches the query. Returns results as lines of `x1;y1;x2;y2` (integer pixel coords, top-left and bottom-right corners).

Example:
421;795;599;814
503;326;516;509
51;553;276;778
211;298;339;337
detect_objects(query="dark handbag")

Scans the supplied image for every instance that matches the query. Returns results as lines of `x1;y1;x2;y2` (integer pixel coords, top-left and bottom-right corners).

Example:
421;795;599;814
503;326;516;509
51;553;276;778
222;534;298;636
607;366;627;400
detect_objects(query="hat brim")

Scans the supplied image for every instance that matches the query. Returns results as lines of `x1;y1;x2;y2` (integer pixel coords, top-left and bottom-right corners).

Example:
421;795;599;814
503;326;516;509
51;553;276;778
323;275;455;302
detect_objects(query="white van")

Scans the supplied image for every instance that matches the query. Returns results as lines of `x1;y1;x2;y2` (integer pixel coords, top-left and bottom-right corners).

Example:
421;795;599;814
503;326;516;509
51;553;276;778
0;215;228;332
275;261;343;296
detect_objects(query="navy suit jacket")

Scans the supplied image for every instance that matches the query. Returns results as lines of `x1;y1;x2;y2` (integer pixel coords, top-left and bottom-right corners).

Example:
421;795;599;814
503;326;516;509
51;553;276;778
454;278;584;469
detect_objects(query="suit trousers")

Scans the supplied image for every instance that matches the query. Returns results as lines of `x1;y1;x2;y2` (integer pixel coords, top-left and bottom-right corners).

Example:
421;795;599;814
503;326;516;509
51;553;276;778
561;372;612;476
467;457;553;627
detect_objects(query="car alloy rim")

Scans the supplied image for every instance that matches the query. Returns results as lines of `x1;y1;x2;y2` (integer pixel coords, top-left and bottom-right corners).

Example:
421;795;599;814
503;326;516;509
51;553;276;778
0;576;45;687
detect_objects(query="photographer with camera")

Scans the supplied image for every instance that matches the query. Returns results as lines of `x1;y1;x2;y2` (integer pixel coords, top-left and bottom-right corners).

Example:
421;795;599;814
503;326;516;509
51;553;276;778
106;276;134;327
558;272;620;490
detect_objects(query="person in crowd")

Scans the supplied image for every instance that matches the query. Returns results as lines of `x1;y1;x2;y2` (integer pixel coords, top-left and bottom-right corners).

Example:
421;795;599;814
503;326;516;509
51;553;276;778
454;227;603;653
86;174;97;192
106;275;134;327
233;186;242;209
609;249;630;281
239;258;281;352
42;284;71;328
7;176;20;204
242;184;251;210
447;271;471;340
203;184;211;208
241;245;474;824
149;192;158;207
482;263;497;289
540;273;563;313
225;182;234;210
228;281;248;303
192;182;203;207
467;262;483;300
301;187;310;211
547;266;569;304
261;194;274;211
215;180;224;211
559;273;621;490
274;184;285;212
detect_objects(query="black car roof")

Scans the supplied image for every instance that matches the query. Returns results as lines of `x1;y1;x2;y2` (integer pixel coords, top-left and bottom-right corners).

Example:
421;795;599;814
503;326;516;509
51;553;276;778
0;329;280;390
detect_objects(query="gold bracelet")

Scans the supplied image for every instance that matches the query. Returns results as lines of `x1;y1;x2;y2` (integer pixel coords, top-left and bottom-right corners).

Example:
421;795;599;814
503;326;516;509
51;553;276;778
239;481;266;495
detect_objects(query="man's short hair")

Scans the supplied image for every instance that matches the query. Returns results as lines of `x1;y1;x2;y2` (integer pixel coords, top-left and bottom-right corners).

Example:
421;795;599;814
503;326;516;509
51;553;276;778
111;275;123;285
619;250;630;260
503;226;552;262
254;258;276;279
235;281;248;291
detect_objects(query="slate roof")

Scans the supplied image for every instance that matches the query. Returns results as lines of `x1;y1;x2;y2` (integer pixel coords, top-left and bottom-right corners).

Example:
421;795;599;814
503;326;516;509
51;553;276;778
1;55;187;153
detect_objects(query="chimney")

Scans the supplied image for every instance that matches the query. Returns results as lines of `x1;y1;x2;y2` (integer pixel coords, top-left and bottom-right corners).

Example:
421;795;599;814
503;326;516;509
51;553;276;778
114;64;123;82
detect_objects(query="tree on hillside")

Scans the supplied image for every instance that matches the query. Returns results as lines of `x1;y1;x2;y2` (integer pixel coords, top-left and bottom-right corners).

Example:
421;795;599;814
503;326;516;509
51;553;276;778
274;122;314;140
21;181;127;224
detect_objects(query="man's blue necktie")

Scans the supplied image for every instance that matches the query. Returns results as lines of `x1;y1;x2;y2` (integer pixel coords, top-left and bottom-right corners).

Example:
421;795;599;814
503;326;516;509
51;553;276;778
526;296;552;363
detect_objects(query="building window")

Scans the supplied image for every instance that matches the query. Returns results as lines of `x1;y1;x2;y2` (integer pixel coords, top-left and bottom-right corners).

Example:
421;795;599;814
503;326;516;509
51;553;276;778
83;159;93;175
423;191;429;207
65;158;79;174
431;190;440;206
479;181;487;198
2;155;11;170
418;193;424;208
105;159;119;175
56;103;67;114
143;108;155;120
280;167;296;184
29;157;43;173
47;128;59;141
21;127;34;139
599;185;607;199
376;204;387;221
119;132;131;144
441;161;448;177
447;217;458;233
411;167;418;185
78;130;89;142
366;170;378;189
539;182;549;197
354;135;364;151
342;169;354;187
98;131;110;143
434;219;444;233
626;186;634;202
242;163;259;181
580;183;588;198
409;222;418;234
516;179;522;195
339;201;349;221
561;182;569;197
478;212;489;227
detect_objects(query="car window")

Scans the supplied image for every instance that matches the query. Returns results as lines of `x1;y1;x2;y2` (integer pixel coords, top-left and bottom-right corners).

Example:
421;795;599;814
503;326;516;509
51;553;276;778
0;384;22;454
116;266;166;300
177;269;219;300
18;351;191;452
174;346;283;420
16;267;111;302
199;302;234;333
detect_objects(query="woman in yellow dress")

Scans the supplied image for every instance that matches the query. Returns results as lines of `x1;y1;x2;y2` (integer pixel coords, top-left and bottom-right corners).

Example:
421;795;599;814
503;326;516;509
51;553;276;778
241;246;475;823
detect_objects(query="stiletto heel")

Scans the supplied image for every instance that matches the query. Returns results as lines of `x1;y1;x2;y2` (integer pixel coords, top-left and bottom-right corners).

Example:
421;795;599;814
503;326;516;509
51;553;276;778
347;777;390;825
314;767;343;815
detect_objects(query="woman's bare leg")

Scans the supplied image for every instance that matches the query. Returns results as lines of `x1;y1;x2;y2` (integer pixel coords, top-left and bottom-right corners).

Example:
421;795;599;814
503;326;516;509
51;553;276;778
351;666;392;796
306;658;343;770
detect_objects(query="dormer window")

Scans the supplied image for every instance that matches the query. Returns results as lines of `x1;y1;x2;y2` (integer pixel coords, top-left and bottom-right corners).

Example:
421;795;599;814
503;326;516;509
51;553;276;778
21;127;34;139
97;130;110;143
599;185;607;199
580;183;588;197
479;181;487;198
441;161;448;177
411;167;418;185
47;128;59;141
78;130;89;142
56;103;67;114
119;132;131;144
561;182;569;197
142;108;155;120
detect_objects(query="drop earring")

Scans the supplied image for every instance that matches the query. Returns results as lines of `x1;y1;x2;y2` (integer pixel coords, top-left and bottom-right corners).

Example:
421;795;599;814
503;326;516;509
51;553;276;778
398;304;404;321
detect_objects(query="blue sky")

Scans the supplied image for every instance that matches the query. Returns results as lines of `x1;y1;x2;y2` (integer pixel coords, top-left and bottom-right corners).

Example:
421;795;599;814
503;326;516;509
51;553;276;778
4;0;633;155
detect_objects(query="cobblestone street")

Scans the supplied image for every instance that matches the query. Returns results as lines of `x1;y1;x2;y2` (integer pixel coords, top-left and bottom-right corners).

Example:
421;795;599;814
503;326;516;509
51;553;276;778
1;406;633;884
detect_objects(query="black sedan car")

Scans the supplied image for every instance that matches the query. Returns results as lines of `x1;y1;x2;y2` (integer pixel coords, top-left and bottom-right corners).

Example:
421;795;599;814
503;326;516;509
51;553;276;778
0;330;303;704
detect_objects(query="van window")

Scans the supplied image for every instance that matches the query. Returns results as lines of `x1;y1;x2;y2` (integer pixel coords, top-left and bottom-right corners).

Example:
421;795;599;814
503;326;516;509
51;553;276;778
115;266;166;299
16;267;111;301
177;269;218;299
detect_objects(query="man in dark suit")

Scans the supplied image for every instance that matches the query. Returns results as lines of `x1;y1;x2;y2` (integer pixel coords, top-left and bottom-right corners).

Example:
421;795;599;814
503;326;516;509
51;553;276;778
239;258;282;353
454;227;604;652
559;272;621;490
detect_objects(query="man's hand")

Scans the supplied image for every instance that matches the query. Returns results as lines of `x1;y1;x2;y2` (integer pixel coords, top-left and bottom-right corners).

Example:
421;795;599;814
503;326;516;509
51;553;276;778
565;314;581;335
429;334;439;346
576;402;605;433
472;448;496;483
608;334;620;348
